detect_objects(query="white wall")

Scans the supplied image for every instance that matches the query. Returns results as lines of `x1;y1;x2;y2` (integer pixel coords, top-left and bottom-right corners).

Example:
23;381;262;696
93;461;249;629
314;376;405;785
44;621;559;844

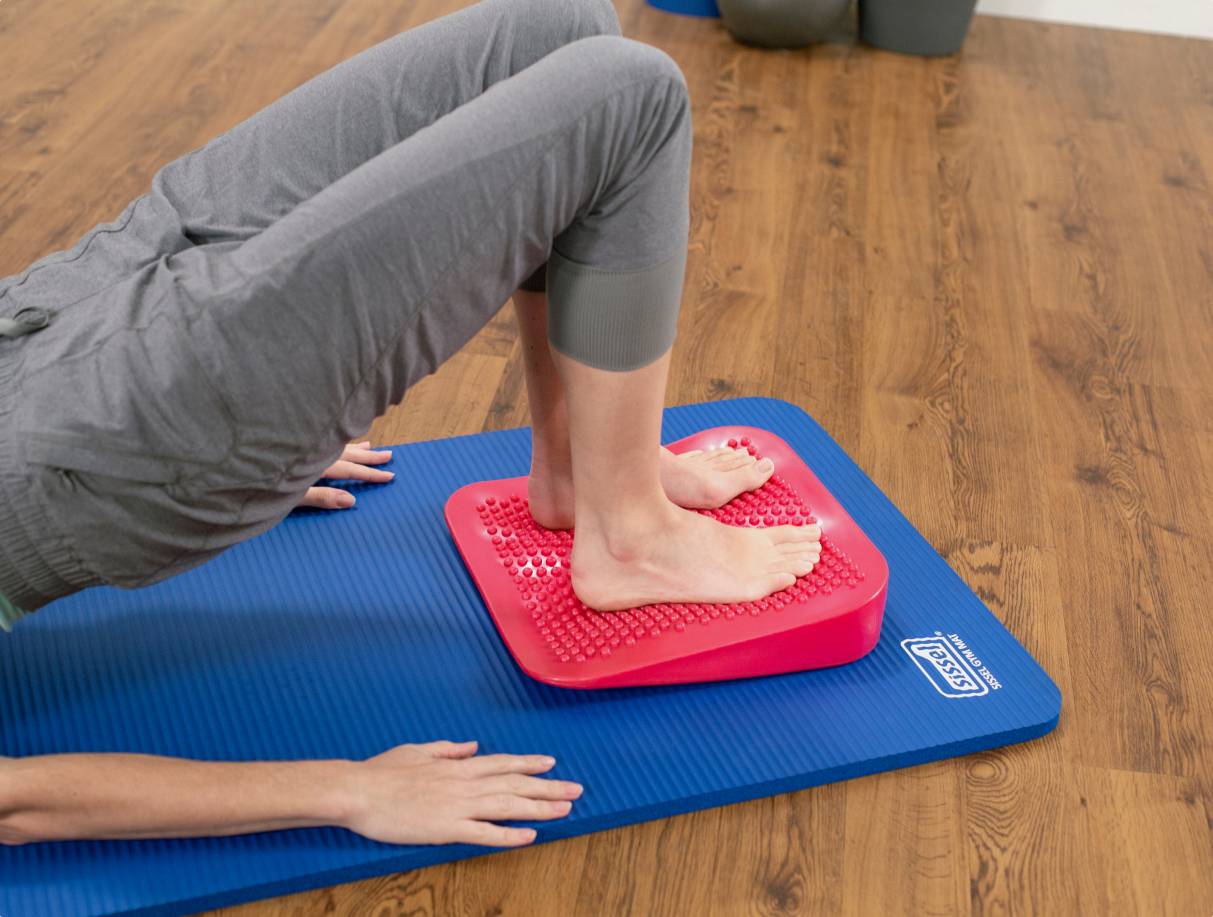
975;0;1213;40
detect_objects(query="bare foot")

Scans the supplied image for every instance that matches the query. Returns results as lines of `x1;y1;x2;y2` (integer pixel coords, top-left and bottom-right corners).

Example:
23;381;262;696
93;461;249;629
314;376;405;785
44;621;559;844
570;502;823;611
529;445;774;530
659;445;774;509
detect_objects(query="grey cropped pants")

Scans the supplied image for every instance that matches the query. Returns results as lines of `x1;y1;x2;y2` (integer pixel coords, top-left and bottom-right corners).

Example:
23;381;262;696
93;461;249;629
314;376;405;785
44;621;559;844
0;0;692;621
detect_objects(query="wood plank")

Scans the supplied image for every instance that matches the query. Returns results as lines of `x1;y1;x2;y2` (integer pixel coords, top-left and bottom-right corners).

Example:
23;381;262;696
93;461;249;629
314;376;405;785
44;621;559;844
3;2;1211;915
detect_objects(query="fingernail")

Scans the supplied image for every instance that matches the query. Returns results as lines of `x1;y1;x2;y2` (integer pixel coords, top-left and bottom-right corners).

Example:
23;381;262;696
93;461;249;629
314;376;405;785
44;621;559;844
338;494;355;508
542;756;556;765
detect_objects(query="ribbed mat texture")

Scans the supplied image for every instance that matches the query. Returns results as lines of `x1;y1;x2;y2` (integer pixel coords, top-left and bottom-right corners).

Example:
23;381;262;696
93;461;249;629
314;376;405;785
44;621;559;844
0;397;1060;917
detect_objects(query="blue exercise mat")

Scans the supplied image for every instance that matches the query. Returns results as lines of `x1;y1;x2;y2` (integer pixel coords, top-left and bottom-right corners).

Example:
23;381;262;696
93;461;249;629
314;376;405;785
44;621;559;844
0;397;1061;917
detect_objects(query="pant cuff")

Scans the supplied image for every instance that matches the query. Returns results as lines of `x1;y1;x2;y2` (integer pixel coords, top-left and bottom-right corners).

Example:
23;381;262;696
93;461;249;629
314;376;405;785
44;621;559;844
545;245;686;372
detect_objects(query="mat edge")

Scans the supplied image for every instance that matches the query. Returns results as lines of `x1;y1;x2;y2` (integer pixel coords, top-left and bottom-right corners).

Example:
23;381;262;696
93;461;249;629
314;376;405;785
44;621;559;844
114;713;1061;917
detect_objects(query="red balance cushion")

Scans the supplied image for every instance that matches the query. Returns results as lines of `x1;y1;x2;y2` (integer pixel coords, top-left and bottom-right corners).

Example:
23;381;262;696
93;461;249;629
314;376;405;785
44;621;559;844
444;426;888;689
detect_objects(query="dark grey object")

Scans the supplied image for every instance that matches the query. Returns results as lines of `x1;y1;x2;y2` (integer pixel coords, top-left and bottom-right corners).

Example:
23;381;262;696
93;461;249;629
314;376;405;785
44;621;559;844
859;0;978;55
718;0;850;49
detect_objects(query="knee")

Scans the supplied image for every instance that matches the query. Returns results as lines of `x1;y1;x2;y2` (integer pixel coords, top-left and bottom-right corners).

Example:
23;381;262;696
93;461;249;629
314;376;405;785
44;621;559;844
519;0;623;43
569;35;690;98
579;0;625;39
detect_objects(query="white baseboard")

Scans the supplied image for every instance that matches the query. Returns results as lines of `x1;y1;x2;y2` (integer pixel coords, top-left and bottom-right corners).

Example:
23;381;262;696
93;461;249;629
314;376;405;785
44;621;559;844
975;0;1213;40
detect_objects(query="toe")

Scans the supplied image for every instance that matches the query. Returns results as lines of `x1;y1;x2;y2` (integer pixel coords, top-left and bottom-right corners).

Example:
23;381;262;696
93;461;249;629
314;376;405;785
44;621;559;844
716;450;755;469
776;544;820;570
792;555;816;576
770;548;816;577
776;541;811;556
745;457;775;487
766;523;822;544
764;572;797;594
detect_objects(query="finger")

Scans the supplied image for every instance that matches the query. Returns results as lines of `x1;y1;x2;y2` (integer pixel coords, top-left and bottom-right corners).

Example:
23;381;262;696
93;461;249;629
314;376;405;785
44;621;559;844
479;773;583;800
453;821;537;848
345;454;394;468
342;445;393;465
346;451;393;465
457;753;557;777
300;486;356;510
325;459;395;482
464;793;573;823
421;739;479;759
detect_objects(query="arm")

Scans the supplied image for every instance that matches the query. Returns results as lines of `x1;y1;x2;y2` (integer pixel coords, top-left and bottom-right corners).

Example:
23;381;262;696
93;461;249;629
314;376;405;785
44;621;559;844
0;739;582;848
0;753;348;844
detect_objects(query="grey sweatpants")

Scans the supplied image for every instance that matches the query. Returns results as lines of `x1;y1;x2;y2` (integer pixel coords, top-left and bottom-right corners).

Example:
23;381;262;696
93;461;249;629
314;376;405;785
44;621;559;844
0;0;692;618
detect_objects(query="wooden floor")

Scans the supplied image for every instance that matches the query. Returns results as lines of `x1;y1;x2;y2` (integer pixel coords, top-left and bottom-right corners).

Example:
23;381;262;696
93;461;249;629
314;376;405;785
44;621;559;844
4;1;1212;914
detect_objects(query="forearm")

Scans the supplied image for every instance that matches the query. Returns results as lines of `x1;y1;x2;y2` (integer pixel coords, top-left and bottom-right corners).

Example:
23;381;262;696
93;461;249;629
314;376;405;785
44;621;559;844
0;753;355;845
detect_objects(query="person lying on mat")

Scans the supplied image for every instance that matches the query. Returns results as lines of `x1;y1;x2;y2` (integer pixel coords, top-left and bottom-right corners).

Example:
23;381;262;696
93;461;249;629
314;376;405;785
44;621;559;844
0;0;820;848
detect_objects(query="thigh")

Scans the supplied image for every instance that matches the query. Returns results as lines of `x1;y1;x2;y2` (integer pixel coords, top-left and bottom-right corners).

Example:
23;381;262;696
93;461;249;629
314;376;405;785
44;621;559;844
0;0;620;318
189;34;690;493
150;0;622;247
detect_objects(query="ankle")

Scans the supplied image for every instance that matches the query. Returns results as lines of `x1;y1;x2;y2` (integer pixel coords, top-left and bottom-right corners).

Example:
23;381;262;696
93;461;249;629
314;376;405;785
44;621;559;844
529;416;572;473
576;495;679;562
529;447;573;479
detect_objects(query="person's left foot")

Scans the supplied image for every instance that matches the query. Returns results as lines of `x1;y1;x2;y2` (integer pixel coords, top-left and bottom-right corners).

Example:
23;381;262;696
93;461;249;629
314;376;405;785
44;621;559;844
527;445;775;530
658;445;775;509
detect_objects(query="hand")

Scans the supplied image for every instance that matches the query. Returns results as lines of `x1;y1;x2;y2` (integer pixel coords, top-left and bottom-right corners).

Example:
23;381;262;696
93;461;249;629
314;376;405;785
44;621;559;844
299;441;395;510
338;740;583;847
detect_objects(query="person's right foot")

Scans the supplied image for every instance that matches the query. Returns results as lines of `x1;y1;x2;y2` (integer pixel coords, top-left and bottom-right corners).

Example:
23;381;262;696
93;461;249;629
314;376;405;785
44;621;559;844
569;501;823;611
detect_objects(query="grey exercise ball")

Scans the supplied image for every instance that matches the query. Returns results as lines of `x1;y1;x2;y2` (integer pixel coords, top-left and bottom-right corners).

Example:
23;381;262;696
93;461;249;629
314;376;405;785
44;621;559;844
718;0;850;49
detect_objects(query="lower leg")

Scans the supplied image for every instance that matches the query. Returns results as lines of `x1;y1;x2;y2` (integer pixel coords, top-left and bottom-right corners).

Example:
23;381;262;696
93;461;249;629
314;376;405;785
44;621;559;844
512;288;576;530
513;286;778;529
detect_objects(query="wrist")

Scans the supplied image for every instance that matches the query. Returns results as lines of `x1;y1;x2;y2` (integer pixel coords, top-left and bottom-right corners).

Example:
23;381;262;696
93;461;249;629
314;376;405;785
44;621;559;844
314;758;362;830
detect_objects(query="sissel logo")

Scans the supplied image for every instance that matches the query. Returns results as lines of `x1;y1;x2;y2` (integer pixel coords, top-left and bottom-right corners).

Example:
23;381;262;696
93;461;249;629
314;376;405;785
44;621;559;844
902;633;1001;698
